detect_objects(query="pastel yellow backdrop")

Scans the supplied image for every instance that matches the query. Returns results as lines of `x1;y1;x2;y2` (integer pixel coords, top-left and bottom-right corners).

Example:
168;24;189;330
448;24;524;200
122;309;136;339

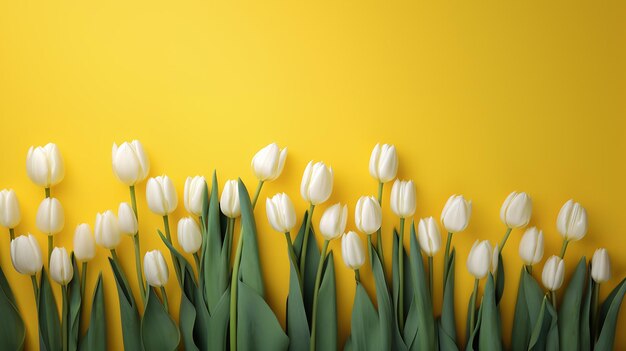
1;0;625;349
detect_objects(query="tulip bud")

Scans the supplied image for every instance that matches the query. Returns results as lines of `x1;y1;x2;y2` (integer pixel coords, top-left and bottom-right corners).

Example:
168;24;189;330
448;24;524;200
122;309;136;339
441;195;472;233
95;210;121;249
341;231;365;270
177;217;202;254
542;255;565;291
111;140;150;186
184;176;206;216
266;193;296;233
556;199;588;241
220;180;241;218
518;227;544;266
591;248;611;284
251;143;287;182
390;180;416;218
74;224;96;262
369;143;398;183
466;240;492;279
300;161;333;205
0;189;21;229
146;175;178;216
50;247;73;285
144;250;169;287
26;143;65;188
10;234;43;276
500;191;532;228
118;202;138;235
417;217;441;257
355;196;382;235
36;197;64;235
319;203;348;241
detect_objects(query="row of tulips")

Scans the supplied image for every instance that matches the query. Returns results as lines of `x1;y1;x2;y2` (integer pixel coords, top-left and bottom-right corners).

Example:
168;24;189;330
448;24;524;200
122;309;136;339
0;141;624;351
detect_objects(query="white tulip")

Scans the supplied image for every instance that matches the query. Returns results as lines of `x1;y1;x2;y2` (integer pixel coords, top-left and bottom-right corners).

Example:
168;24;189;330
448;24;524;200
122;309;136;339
390;180;416;218
95;210;121;250
111;140;150;186
355;196;382;235
177;217;202;254
10;234;43;276
73;224;96;262
266;193;297;233
36;197;64;235
417;217;441;257
556;199;588;241
500;191;532;228
369;143;398;183
26;143;64;188
0;189;21;229
319;203;348;241
518;227;544;266
118;202;138;235
251;143;287;182
220;180;240;218
341;231;365;270
50;247;73;285
591;248;611;284
146;175;178;216
144;250;169;287
466;240;492;279
441;195;472;233
184;176;206;216
542;255;565;291
300;161;333;205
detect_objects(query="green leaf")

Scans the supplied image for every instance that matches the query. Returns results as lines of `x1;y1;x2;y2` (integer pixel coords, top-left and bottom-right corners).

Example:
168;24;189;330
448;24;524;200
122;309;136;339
465;301;483;351
391;228;415;349
68;254;82;351
38;269;61;351
523;272;548;351
438;249;458;351
286;248;310;351
370;243;393;351
314;252;338;351
594;278;626;350
0;265;25;350
511;267;530;351
408;222;436;350
292;210;321;324
465;281;478;346
558;257;586;351
205;287;230;351
495;253;505;306
237;179;264;295
350;282;380;350
108;257;141;351
179;269;200;351
80;274;106;351
545;298;560;350
478;274;502;351
141;288;181;351
579;263;592;351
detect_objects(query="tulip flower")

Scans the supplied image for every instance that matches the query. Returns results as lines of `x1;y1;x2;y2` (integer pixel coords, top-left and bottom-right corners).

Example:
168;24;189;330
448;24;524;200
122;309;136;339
441;195;472;233
418;217;441;257
26;143;65;190
342;231;365;276
369;143;398;183
300;161;333;206
220;180;241;219
467;240;493;280
542;255;565;309
591;248;610;284
390;180;416;219
498;191;532;254
556;200;588;259
10;234;43;276
95;210;121;250
50;247;73;285
36;197;65;235
266;193;297;234
0;189;21;238
518;227;543;267
251;143;287;182
144;250;171;311
184;176;206;217
177;217;202;255
118;202;138;236
146;175;178;216
319;203;348;241
355;196;382;235
74;224;95;262
112;140;150;186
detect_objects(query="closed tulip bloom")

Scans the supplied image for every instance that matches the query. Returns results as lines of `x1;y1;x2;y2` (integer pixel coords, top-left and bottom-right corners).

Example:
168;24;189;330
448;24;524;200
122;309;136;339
300;161;333;205
184;176;206;216
74;224;96;262
118;202;138;235
500;191;532;228
0;189;21;229
251;143;287;182
111;140;150;186
146;175;178;216
319;203;348;241
355;196;382;235
177;217;202;254
441;195;472;233
36;197;64;235
50;247;73;285
95;210;121;249
10;234;43;276
417;217;441;257
26;143;65;188
369;143;398;183
466;240;493;279
220;180;241;218
542;256;565;291
266;193;296;233
390;180;416;218
341;231;365;270
556;199;588;241
144;250;169;287
591;248;611;283
518;227;544;266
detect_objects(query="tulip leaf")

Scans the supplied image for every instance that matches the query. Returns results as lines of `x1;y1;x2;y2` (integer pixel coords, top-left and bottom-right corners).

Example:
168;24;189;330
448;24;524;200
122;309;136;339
523;272;549;351
292;210;321;323
0;265;25;350
179;267;200;351
594;277;626;350
314;252;338;351
408;222;436;350
108;257;141;351
465;281;479;346
370;243;393;350
237;180;264;295
558;257;586;351
38;269;61;351
438;249;458;351
511;267;530;351
391;228;415;349
141;288;181;351
579;263;592;351
79;274;106;351
479;274;503;351
69;254;82;351
465;301;483;351
545;297;560;350
350;282;380;350
495;253;505;306
286;248;310;351
205;287;230;351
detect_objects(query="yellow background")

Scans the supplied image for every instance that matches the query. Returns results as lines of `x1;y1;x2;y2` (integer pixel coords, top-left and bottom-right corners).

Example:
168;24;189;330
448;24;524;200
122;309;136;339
1;1;625;349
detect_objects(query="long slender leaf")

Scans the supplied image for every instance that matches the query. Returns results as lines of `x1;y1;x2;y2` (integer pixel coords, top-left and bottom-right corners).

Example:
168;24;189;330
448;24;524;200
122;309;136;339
203;172;228;313
0;266;25;350
205;287;230;351
141;288;180;351
479;274;502;351
238;280;289;350
511;267;530;351
594;278;626;350
79;274;106;351
286;248;310;351
370;243;393;350
391;229;415;349
108;257;141;351
495;253;505;306
408;222;436;350
558;257;586;351
545;298;559;350
439;250;458;351
315;252;338;351
292;211;321;323
523;272;548;351
350;282;380;350
68;254;81;351
38;269;61;351
579;263;592;351
237;180;263;295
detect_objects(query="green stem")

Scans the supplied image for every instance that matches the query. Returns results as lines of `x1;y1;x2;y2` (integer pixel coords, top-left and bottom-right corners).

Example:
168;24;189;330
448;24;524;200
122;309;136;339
443;232;453;286
399;218;406;331
48;235;53;266
469;279;479;334
428;256;434;301
163;215;182;286
498;227;513;254
226;218;235;263
250;180;264;210
129;185;138;220
591;282;600;341
355;269;361;283
230;229;245;351
132;234;146;304
367;234;373;264
551;290;558;311
284;232;301;288
9;228;14;240
310;240;330;351
31;275;39;308
525;265;533;275
193;252;201;275
299;204;315;281
559;239;570;259
160;286;169;313
62;285;68;351
111;249;119;262
81;262;87;303
45;187;50;198
376;181;385;275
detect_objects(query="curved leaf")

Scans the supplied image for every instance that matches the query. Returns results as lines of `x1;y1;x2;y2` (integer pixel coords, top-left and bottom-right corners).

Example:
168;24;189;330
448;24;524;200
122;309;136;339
238;281;289;351
292;210;320;323
579;263;592;351
0;266;25;350
286;249;310;351
79;274;106;351
141;288;181;351
511;267;530;351
108;257;141;351
558;257;586;351
205;287;230;351
495;253;505;306
69;254;81;351
315;252;338;351
38;269;61;351
350;282;380;350
370;243;393;351
203;172;228;313
408;223;436;350
594;278;626;350
179;271;199;351
439;250;458;351
238;180;264;295
478;274;502;351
